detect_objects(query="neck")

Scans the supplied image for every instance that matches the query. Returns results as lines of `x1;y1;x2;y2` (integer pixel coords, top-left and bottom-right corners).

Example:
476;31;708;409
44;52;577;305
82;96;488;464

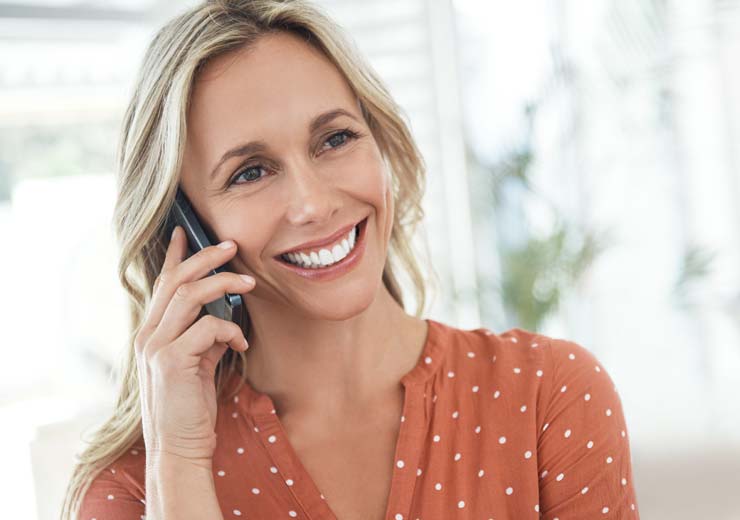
241;282;426;422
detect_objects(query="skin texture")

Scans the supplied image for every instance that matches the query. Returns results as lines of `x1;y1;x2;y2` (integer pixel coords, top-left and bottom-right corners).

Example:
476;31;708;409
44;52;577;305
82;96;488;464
180;30;428;436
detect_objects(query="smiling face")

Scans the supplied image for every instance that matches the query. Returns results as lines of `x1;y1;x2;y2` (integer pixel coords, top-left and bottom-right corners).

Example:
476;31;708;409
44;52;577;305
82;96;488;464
180;31;395;319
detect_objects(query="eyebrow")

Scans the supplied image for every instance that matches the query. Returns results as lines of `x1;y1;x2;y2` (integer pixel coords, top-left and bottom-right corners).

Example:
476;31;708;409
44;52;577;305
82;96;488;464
209;107;361;181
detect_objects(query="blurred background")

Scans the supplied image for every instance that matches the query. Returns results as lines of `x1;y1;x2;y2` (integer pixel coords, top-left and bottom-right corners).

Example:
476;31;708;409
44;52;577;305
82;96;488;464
1;0;739;518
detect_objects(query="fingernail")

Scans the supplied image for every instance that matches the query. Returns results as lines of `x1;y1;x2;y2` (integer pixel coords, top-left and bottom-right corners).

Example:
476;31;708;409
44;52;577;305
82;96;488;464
171;226;179;239
243;336;250;350
240;274;255;285
218;240;235;249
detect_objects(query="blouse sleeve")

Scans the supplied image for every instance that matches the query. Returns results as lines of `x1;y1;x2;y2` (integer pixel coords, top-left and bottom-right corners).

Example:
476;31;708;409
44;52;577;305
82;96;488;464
78;466;146;519
536;337;641;519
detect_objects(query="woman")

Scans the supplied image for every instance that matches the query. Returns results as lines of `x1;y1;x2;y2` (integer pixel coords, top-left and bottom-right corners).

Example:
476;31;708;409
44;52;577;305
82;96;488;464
62;1;641;519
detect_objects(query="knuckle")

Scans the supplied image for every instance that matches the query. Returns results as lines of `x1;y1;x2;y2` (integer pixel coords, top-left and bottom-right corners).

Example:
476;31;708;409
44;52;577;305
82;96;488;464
174;282;192;301
199;313;220;329
156;271;169;289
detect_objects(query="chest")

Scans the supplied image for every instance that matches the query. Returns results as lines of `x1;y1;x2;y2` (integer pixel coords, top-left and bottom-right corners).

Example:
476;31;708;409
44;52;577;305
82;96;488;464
281;407;403;520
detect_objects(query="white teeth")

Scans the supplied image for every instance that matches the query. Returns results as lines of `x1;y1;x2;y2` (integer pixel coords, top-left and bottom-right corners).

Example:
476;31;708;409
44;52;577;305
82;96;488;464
282;223;360;268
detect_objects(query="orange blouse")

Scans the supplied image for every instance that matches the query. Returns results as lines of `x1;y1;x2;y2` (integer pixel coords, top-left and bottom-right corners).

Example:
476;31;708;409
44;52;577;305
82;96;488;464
79;318;641;519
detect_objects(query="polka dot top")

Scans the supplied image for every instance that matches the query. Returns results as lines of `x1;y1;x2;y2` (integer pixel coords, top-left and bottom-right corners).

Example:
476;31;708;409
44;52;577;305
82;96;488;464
79;318;640;519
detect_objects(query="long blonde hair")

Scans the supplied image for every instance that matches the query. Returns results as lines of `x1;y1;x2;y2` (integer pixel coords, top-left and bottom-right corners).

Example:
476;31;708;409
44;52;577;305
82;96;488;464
61;0;435;517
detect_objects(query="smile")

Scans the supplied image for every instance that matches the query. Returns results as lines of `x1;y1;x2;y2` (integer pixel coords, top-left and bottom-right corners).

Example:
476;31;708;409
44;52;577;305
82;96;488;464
274;216;369;281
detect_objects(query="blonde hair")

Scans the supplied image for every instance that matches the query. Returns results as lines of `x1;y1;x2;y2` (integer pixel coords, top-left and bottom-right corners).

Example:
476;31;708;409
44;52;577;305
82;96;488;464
61;0;436;517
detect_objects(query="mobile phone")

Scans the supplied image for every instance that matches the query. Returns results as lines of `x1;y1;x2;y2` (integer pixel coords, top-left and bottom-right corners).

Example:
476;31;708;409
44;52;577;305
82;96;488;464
164;186;246;335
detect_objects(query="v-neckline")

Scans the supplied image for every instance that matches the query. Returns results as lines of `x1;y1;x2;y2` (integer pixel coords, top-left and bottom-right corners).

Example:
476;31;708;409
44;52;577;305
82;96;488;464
227;318;446;520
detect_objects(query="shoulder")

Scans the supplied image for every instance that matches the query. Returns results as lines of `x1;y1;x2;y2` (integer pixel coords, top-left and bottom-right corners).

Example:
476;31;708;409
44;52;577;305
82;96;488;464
432;320;551;382
78;443;147;517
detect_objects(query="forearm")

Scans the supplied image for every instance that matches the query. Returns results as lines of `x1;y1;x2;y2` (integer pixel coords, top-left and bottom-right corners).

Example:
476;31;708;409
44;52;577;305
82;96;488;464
145;453;224;520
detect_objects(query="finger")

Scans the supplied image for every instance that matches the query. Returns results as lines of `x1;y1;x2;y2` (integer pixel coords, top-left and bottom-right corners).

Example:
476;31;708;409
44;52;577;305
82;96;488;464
165;314;247;362
152;271;254;347
162;225;187;272
147;236;241;335
200;341;231;377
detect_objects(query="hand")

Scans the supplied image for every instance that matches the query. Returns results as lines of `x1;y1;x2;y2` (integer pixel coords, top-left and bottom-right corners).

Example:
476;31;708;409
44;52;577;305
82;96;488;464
134;225;256;463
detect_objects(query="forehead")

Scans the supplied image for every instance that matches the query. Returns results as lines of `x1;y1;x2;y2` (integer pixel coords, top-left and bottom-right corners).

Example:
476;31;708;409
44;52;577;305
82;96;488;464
188;32;359;143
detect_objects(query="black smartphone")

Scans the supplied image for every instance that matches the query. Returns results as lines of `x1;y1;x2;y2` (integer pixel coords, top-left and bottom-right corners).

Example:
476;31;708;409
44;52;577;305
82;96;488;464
164;186;246;335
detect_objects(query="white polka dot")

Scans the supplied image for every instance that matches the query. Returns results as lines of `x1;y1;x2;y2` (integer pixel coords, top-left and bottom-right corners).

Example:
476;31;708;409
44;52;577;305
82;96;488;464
510;336;518;343
531;342;539;348
513;367;521;374
452;410;459;419
217;470;226;477
251;487;260;494
268;435;277;443
536;369;543;377
454;453;461;461
494;390;501;399
107;494;114;500
520;405;527;412
447;371;455;378
524;450;532;459
424;356;432;364
130;449;139;455
286;479;294;486
434;482;442;491
568;353;575;360
631;504;636;510
595;365;601;372
581;486;589;494
621;477;627;486
556;472;564;481
561;385;567;393
270;466;278;473
492;355;497;362
534;504;540;512
606;456;613;464
467;351;475;358
231;412;238;418
606;408;612;416
541;470;548;478
253;426;259;432
505;486;514;495
587;440;594;449
433;434;441;442
564;429;572;438
289;512;297;518
499;436;507;444
236;447;244;454
543;423;549;431
584;393;591;401
233;510;242;516
417;468;422;476
397;460;405;468
621;430;626;438
472;385;479;393
401;415;405;422
478;469;485;477
602;506;609;514
458;500;465;508
474;425;481;434
110;468;115;474
395;514;403;520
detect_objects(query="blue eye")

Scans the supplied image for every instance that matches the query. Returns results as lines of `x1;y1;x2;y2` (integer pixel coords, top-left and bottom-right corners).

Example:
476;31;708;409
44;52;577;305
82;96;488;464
228;128;361;187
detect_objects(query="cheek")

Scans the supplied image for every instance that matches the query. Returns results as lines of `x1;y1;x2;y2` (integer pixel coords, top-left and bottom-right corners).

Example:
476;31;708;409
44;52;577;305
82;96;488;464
211;205;276;264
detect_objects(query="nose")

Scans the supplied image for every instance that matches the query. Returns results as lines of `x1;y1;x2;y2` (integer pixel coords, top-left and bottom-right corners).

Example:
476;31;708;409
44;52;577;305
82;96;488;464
283;160;343;227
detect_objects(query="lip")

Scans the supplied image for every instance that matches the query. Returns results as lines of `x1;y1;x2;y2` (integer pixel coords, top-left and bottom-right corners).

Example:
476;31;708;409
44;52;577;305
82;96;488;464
273;216;368;281
276;218;364;256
